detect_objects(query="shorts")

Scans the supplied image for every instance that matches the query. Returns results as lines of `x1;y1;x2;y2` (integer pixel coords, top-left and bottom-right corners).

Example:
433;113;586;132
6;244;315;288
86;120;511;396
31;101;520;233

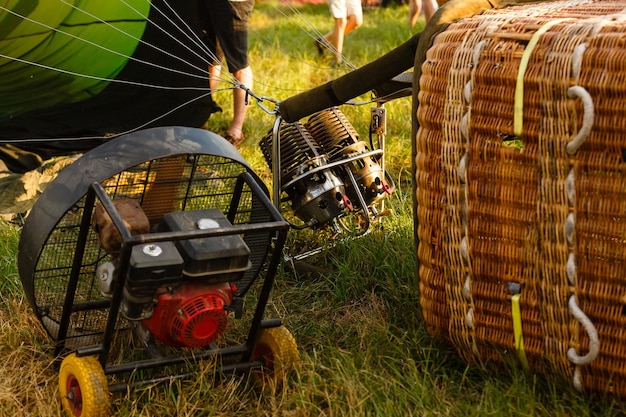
198;0;254;73
328;0;362;20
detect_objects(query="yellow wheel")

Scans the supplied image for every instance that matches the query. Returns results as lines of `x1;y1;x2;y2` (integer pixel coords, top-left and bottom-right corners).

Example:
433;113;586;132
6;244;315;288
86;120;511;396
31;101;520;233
251;326;300;388
59;353;110;417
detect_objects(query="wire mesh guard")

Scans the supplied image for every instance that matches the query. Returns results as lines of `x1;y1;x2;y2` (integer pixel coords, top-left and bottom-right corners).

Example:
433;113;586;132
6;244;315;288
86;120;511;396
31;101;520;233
17;127;289;388
416;0;626;398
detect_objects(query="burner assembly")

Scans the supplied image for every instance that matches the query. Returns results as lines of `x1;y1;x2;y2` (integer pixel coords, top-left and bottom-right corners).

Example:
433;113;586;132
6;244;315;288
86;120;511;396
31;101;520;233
305;108;392;209
259;120;351;228
259;107;394;242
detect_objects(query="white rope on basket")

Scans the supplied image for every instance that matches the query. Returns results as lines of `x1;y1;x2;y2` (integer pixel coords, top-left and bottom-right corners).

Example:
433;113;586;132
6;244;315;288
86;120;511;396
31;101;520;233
566;86;594;155
568;294;601;392
571;43;587;80
564;37;597;393
567;295;600;367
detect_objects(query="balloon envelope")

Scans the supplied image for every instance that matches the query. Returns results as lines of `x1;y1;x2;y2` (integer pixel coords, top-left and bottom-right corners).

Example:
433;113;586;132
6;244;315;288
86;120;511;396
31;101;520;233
0;0;217;171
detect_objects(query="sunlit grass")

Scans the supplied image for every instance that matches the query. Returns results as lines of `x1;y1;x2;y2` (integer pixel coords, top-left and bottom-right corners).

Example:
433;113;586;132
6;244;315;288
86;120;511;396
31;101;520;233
2;1;626;416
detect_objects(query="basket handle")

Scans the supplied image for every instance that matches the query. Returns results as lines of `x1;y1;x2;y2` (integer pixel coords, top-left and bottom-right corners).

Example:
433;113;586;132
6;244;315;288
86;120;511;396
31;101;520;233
567;295;600;366
566;86;594;155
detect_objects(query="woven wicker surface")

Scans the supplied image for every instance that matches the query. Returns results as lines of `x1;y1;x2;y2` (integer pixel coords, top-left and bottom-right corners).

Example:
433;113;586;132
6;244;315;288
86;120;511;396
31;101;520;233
416;0;626;397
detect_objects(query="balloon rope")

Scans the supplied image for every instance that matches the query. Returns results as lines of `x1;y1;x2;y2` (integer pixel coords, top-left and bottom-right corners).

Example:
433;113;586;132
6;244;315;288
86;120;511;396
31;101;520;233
120;0;220;68
0;1;377;144
63;0;216;75
0;92;216;144
0;4;213;84
276;2;357;70
0;51;209;91
126;0;240;88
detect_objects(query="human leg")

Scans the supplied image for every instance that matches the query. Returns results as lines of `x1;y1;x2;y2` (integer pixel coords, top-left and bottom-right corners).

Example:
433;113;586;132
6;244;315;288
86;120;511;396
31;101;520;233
320;0;350;63
344;0;363;32
326;17;347;64
423;0;438;21
204;0;253;145
208;43;224;92
202;61;223;129
321;0;361;64
334;0;362;62
344;13;362;35
228;65;252;143
408;0;422;27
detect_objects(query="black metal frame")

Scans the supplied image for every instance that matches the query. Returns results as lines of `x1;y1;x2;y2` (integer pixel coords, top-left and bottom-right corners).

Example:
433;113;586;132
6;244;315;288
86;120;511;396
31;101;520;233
17;127;292;392
56;172;289;391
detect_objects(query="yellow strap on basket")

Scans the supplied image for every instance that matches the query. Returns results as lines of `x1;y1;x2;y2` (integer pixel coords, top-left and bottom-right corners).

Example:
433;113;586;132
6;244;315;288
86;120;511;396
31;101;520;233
514;19;569;137
511;294;529;371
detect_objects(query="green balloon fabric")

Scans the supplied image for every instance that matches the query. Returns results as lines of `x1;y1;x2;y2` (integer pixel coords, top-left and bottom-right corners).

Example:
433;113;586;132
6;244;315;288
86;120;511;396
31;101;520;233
0;0;149;121
0;0;219;172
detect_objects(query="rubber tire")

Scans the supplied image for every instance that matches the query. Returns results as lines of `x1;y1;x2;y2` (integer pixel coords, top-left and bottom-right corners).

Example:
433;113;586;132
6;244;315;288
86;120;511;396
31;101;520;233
251;326;300;388
59;353;110;417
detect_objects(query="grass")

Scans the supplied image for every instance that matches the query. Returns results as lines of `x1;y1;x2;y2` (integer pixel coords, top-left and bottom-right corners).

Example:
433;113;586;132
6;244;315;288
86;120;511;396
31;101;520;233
2;1;626;416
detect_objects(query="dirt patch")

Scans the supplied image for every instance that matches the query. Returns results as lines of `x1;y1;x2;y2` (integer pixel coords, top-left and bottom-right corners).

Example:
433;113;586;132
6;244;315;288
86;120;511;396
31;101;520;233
0;155;80;221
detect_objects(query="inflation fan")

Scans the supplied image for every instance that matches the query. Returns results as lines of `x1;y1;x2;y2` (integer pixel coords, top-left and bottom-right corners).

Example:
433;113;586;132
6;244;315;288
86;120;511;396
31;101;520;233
18;127;299;417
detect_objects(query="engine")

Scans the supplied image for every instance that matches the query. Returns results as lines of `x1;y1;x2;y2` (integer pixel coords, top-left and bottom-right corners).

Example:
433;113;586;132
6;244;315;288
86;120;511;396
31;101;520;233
258;107;393;228
142;281;234;348
93;202;250;348
305;108;393;208
259;120;351;227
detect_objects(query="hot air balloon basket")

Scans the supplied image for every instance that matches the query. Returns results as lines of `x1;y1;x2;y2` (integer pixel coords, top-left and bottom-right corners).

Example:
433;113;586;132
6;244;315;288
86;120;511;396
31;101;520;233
415;0;626;398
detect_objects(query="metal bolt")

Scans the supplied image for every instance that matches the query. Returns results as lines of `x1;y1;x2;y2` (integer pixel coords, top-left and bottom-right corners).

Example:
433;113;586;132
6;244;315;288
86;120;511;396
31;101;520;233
143;244;162;257
197;218;220;230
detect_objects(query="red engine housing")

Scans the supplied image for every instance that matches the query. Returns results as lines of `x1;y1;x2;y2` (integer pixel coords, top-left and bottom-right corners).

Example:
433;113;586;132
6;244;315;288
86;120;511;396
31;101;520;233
142;282;233;348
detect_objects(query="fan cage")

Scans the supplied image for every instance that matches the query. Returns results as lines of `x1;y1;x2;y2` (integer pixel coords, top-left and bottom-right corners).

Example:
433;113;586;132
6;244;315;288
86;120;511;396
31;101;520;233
31;153;276;353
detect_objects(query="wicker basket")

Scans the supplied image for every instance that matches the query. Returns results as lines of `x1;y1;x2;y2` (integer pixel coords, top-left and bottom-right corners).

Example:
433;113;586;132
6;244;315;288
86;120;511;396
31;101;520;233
416;0;626;397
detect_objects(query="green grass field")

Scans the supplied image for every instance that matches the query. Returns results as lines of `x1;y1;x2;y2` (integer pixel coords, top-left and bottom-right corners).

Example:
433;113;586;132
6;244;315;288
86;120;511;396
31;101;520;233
1;1;626;416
